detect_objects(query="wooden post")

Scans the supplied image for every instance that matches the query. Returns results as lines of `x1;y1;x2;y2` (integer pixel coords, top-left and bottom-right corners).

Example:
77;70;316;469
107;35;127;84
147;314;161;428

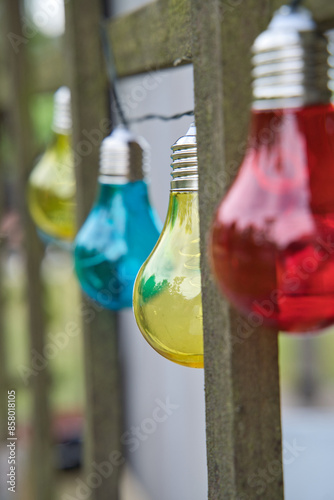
65;1;122;499
0;114;8;444
0;5;8;433
5;1;54;499
191;1;284;499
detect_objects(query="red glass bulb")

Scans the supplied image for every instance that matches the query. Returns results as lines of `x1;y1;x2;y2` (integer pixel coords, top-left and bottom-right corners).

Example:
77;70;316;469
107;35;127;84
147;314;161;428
210;104;334;333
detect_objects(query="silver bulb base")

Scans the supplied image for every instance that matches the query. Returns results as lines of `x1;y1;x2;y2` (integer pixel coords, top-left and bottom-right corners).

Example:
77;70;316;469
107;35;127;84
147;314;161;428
99;126;148;184
170;123;198;192
52;86;72;134
328;31;334;95
252;5;332;110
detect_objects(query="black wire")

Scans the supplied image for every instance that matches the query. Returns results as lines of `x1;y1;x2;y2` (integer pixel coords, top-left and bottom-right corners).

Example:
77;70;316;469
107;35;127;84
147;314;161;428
100;0;113;134
100;20;129;127
129;110;194;124
101;0;112;19
290;0;303;9
99;20;194;127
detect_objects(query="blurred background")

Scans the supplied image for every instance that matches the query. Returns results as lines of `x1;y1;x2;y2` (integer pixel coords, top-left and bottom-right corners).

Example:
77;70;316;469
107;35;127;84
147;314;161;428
0;1;334;499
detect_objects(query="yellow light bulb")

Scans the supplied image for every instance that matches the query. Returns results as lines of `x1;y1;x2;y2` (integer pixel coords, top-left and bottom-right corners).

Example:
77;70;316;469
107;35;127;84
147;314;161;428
28;87;76;243
133;124;203;368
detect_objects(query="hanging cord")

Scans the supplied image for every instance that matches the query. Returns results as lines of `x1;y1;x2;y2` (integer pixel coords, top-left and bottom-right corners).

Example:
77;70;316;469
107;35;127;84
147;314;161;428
99;21;194;126
290;0;303;9
130;110;194;124
100;20;129;127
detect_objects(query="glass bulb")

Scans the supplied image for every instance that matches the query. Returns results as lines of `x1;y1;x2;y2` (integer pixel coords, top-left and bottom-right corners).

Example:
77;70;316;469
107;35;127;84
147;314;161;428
28;86;76;244
74;127;161;310
210;7;334;333
133;124;204;368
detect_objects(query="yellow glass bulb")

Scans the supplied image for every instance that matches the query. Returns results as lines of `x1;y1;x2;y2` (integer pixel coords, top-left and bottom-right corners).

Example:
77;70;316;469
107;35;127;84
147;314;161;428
133;191;203;368
28;87;75;244
28;131;76;242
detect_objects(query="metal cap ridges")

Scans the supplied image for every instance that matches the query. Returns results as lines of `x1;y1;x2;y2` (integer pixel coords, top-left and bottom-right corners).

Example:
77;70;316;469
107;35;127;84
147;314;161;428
252;5;332;110
52;86;72;134
99;125;149;183
170;122;198;191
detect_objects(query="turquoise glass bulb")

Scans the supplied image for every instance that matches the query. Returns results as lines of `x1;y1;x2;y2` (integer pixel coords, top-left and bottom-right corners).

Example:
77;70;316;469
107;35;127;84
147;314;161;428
74;127;161;310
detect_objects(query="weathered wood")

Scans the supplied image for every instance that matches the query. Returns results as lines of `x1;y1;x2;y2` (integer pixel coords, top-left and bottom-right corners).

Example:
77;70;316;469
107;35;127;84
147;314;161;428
0;58;61;110
107;0;334;78
65;0;110;225
191;1;284;499
109;0;192;77
0;3;9;111
305;0;334;30
65;1;122;499
0;16;63;108
81;298;122;500
0;8;9;442
5;2;54;499
0;0;332;108
32;47;65;94
0;116;9;444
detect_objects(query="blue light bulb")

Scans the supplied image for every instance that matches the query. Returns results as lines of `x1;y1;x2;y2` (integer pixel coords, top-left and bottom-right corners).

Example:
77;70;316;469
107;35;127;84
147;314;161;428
74;126;161;310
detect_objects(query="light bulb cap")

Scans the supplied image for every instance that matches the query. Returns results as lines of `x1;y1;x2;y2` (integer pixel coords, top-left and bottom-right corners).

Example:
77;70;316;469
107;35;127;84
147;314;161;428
252;5;332;110
99;126;149;184
52;86;72;134
170;123;198;191
328;31;334;95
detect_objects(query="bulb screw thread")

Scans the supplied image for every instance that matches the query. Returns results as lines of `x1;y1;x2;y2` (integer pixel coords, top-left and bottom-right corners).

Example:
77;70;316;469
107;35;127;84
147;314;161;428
252;5;332;110
99;126;148;184
170;123;198;191
52;86;72;134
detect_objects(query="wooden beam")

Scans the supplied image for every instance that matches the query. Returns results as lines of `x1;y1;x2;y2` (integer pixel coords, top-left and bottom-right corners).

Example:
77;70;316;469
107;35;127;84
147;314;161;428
305;0;334;30
191;1;284;498
0;0;332;106
107;0;334;78
5;2;54;499
109;0;192;77
65;1;122;499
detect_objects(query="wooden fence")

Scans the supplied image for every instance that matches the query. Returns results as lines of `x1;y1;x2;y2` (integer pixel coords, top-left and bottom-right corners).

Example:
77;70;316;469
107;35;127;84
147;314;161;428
2;0;334;499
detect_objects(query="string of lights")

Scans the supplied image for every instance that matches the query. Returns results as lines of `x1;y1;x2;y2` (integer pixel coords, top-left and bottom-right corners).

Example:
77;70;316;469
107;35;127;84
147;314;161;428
99;20;194;126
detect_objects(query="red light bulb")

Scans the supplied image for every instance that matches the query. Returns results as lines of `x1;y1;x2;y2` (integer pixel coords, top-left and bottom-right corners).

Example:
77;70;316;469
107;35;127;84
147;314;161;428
210;6;334;333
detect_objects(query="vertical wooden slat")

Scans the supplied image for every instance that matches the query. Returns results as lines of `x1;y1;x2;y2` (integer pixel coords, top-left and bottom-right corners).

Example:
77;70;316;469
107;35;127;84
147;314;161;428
65;1;122;499
65;0;110;226
0;114;8;444
298;337;317;404
5;2;54;499
191;1;284;499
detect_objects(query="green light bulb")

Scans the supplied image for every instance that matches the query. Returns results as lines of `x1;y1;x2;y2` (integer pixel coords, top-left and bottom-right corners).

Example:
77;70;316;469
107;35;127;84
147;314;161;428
133;124;203;368
28;87;76;244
